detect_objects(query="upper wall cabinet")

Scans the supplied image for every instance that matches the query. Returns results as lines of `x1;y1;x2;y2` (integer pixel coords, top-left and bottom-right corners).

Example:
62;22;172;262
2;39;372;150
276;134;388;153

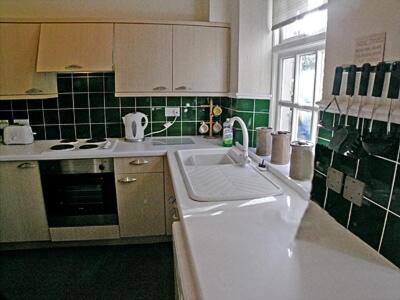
173;25;229;93
37;23;113;72
115;24;173;94
0;23;57;100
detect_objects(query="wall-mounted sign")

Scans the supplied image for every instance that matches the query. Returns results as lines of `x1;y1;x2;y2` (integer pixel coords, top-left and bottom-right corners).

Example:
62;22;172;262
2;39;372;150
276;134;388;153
354;32;386;65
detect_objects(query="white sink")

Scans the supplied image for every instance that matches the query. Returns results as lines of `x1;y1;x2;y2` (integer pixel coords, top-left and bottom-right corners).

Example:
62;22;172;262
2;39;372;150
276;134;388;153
176;148;283;202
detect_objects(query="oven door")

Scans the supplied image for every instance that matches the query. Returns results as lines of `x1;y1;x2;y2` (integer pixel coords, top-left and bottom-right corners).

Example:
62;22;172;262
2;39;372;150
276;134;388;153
41;172;118;227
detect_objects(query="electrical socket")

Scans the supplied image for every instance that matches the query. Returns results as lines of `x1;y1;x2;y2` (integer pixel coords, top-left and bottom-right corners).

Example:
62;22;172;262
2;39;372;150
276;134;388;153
165;107;180;117
343;176;365;207
326;167;344;194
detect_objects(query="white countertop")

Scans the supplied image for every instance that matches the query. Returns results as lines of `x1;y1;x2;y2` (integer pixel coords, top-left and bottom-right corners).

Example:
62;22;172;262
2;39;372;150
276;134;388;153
1;136;399;299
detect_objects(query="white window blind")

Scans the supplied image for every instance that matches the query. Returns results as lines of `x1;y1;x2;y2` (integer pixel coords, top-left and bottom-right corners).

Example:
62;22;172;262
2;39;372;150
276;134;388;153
272;0;328;30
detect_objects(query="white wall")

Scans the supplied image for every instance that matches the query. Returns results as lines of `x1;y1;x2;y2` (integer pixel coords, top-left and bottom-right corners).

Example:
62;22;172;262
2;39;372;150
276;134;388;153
0;0;209;21
323;0;400;100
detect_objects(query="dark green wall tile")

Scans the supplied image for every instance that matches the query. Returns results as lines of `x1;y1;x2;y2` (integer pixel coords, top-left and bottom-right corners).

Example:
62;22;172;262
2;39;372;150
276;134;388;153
60;125;75;139
152;123;166;137
89;77;104;92
106;124;121;138
167;122;181;136
0;110;12;120
104;76;115;92
90;109;105;123
311;172;326;207
31;125;45;140
0;100;12;110
91;124;106;139
136;97;151;107
42;99;58;109
182;122;197;136
167;97;181;106
325;190;351;227
120;97;135;107
221;97;230;108
314;144;332;174
136;108;151;122
389;169;400;215
348;201;386;250
75;109;90;123
73;77;88;93
197;108;208;120
332;153;357;177
358;156;395;207
254;99;270;113
74;93;89;108
182;107;196;121
44;110;59;124
59;110;74;124
105;109;120;123
28;110;44;125
317;138;330;147
45;125;60;139
254;113;269;128
235;112;253;129
236;99;254;111
152;97;166;107
57;77;72;93
13;110;28;119
197;97;208;106
152;107;165;122
76;124;90;138
380;213;400;267
89;94;105;107
12;100;27;110
58;94;73;108
121;108;135;119
182;97;196;107
105;94;120;107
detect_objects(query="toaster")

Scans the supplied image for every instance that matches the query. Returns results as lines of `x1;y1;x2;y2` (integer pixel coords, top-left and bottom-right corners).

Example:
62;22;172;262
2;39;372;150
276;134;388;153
3;125;34;145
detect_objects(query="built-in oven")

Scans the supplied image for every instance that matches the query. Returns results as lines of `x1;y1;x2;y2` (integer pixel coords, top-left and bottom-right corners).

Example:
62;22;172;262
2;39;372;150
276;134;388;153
39;158;118;227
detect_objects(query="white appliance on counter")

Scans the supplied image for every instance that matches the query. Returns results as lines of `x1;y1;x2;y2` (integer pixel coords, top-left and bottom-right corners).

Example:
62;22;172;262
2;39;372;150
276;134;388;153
3;125;34;145
122;112;149;142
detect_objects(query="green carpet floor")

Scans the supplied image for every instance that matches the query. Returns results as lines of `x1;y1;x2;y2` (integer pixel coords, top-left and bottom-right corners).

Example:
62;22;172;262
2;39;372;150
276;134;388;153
0;242;175;300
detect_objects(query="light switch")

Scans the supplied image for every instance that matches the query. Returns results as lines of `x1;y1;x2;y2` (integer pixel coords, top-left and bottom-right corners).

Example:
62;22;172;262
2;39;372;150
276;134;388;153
326;167;344;194
343;176;365;207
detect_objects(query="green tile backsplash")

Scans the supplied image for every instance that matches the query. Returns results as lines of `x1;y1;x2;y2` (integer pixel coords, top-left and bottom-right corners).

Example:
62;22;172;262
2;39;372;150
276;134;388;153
311;111;400;267
0;73;270;142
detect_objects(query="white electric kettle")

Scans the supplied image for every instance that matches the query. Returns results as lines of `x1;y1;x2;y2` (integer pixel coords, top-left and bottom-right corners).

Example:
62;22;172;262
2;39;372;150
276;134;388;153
122;112;149;142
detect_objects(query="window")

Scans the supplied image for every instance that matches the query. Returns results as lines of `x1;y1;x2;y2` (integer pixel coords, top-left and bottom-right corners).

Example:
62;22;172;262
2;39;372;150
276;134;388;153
272;8;327;143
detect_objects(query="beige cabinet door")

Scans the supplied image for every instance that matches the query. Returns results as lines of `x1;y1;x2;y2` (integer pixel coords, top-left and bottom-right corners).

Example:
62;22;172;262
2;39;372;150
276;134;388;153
0;161;50;243
173;25;229;93
115;24;172;94
0;23;57;99
37;23;113;72
116;173;165;237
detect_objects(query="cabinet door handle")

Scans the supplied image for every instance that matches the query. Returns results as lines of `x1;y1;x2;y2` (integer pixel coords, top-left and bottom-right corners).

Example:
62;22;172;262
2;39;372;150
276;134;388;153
172;208;179;220
174;86;190;91
18;162;36;169
25;88;43;94
129;159;149;165
153;86;167;91
118;177;137;183
65;64;83;70
168;196;176;204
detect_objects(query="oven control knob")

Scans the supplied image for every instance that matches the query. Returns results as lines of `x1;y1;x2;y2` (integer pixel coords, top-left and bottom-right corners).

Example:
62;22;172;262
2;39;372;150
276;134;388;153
99;164;105;171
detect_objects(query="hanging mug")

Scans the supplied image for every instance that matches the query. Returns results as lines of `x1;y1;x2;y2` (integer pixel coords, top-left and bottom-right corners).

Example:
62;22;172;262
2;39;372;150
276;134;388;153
199;121;209;134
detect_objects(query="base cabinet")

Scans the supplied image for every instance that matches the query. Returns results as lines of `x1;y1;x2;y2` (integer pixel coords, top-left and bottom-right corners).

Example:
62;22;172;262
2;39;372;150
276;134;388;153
0;161;50;243
115;171;165;237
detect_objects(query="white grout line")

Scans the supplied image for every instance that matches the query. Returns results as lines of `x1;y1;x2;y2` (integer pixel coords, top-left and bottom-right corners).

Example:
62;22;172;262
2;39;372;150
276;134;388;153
378;140;400;252
103;73;108;138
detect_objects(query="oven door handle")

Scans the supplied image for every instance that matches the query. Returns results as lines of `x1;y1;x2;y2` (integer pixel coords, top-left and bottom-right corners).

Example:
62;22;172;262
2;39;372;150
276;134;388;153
118;177;137;183
129;159;149;165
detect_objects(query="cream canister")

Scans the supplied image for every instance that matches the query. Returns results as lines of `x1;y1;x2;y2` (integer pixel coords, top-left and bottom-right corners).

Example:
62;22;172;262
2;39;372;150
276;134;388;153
256;127;273;156
271;131;291;164
289;141;314;180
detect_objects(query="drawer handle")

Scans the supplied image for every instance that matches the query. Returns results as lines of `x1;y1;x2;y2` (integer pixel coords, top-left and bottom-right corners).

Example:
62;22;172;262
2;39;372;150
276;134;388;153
168;196;176;204
25;88;43;94
65;64;83;69
18;162;36;169
118;177;137;183
130;159;149;165
153;86;167;91
172;208;179;221
174;86;190;91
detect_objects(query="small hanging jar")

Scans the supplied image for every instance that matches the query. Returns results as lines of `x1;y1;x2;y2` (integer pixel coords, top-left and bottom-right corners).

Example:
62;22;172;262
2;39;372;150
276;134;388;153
289;141;314;181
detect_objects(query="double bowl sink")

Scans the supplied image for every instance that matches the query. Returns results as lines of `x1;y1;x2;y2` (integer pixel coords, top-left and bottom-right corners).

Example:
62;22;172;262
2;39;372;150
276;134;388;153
177;148;283;202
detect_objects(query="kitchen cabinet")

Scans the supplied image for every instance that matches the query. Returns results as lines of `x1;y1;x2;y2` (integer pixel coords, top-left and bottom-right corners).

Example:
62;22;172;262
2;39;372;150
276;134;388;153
0;161;50;243
115;24;173;94
173;25;229;93
164;158;178;235
114;157;165;237
0;23;57;100
37;23;113;72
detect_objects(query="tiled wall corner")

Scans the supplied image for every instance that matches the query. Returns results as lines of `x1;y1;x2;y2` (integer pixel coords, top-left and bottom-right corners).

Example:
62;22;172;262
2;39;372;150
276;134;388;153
311;111;400;267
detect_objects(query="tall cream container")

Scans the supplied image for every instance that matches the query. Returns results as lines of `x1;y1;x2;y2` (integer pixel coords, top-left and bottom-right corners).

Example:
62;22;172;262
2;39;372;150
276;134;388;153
271;131;291;164
256;127;273;156
289;141;314;180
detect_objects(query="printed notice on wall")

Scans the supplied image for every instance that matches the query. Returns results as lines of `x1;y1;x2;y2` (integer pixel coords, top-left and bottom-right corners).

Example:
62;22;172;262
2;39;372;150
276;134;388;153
354;32;386;65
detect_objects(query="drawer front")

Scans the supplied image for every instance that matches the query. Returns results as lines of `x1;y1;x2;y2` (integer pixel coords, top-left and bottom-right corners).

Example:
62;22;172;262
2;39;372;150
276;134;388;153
114;156;163;174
